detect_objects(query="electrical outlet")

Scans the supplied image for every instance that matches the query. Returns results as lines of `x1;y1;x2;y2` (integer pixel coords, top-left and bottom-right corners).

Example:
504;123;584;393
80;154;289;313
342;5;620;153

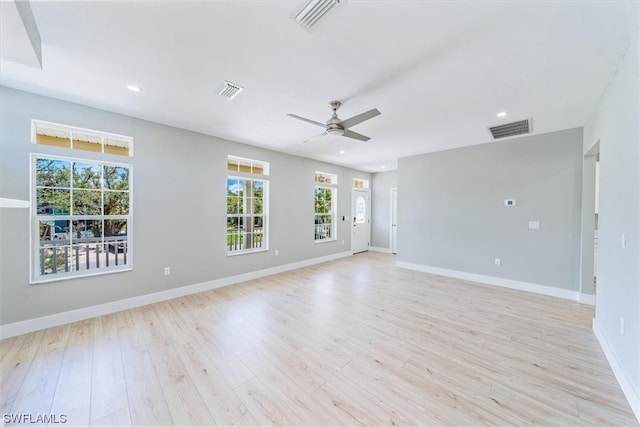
620;318;625;335
164;267;171;276
495;258;501;266
275;249;279;256
342;239;345;245
621;234;626;249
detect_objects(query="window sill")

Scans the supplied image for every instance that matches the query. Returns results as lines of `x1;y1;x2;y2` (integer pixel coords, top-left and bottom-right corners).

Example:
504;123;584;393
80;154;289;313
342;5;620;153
31;266;132;285
227;248;269;257
314;238;337;244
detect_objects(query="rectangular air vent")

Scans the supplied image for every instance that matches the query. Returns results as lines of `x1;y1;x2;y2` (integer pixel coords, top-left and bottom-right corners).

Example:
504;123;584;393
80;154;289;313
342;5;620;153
218;81;244;100
294;0;341;31
489;118;532;139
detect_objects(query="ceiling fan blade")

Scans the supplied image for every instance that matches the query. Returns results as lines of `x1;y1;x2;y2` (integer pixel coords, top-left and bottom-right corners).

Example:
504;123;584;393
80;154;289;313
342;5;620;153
338;108;381;129
342;129;370;142
287;114;326;128
303;132;328;143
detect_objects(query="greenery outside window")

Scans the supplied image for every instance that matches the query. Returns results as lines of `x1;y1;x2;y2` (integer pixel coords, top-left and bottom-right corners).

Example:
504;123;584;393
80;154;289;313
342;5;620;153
31;154;132;283
227;156;269;254
314;171;337;242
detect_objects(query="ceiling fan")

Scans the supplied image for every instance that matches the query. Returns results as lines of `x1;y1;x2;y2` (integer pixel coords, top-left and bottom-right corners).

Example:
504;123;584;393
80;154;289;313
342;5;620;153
287;101;381;143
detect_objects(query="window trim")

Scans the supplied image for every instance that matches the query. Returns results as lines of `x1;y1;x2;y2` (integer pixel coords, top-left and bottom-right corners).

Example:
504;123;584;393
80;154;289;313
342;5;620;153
314;171;338;243
226;155;270;256
30;153;133;284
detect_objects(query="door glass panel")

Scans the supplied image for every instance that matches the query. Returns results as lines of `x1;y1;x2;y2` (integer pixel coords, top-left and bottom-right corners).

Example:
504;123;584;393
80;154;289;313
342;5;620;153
355;195;366;224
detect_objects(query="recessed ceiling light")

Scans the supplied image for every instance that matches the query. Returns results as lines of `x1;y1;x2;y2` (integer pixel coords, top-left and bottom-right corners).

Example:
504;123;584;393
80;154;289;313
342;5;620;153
126;85;141;92
497;111;508;118
339;150;345;154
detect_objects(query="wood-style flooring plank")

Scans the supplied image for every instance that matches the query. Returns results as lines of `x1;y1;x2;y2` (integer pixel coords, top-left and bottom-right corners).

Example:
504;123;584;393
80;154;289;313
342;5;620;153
90;405;132;427
140;305;217;426
175;340;257;426
116;309;174;426
0;330;45;412
8;324;68;417
90;313;128;424
50;320;94;426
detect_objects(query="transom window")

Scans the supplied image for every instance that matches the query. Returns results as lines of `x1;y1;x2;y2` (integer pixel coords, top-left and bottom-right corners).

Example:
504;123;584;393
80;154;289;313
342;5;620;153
353;178;369;189
227;155;269;176
227;156;269;254
32;120;132;157
31;154;132;283
314;171;337;242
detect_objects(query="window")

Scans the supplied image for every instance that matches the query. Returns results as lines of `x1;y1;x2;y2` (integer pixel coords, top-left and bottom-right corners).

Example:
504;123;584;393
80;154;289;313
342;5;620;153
353;178;369;189
314;171;337;242
227;156;269;254
32;120;133;156
31;154;132;283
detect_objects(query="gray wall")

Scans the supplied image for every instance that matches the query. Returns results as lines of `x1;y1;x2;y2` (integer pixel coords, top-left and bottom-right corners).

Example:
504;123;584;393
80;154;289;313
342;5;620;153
584;31;639;403
397;128;584;290
0;86;370;325
371;170;397;249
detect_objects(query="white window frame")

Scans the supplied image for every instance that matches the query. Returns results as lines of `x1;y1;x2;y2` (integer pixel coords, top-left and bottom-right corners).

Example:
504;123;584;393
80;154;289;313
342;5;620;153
30;153;133;284
314;171;338;243
226;156;269;255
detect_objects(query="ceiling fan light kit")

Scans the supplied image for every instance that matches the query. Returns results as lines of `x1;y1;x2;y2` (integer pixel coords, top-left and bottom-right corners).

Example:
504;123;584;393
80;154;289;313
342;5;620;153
287;100;381;143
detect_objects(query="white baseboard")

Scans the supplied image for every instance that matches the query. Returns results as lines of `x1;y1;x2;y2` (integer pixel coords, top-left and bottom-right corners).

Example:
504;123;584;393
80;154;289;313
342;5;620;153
0;251;352;339
396;261;580;302
593;318;640;422
579;293;596;305
369;246;392;253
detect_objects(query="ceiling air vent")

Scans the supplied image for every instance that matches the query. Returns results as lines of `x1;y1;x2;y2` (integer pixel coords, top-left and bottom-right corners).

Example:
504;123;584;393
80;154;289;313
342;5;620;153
218;81;244;101
489;118;532;139
293;0;341;31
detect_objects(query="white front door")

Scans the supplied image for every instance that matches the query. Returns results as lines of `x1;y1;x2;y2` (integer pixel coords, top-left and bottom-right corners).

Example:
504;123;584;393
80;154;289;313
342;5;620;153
391;188;398;254
352;189;370;253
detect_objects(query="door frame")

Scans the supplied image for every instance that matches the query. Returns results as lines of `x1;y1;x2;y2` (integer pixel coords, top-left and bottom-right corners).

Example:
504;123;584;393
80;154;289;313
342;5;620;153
351;188;371;254
390;187;398;254
578;142;599;305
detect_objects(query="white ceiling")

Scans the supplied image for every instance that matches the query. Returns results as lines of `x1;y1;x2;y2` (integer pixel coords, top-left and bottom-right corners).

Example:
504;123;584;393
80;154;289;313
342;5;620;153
1;1;638;172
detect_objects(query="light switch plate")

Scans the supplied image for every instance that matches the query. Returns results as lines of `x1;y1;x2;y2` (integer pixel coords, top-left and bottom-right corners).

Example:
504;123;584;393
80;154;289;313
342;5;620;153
529;221;540;230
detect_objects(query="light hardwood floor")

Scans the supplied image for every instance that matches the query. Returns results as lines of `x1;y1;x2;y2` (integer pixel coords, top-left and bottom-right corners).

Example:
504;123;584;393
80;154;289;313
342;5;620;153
1;252;637;426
